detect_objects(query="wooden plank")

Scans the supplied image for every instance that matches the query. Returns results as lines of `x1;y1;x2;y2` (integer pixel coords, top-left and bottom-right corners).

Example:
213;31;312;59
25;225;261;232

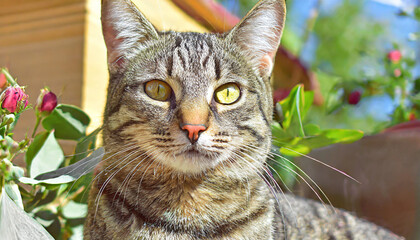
0;13;85;36
0;23;85;46
0;2;85;28
0;0;85;15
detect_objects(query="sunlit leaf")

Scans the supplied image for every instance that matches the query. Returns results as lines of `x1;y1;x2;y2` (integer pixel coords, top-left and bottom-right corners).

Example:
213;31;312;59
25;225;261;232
62;201;88;219
25;131;64;178
70;128;101;165
42;104;90;140
35;210;61;239
20;148;104;185
0;188;54;240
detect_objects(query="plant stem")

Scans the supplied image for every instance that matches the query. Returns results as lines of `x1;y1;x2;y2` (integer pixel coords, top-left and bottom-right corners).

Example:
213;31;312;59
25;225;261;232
32;115;41;138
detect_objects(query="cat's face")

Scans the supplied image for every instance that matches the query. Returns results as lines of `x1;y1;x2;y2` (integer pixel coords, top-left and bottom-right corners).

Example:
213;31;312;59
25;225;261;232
101;0;285;174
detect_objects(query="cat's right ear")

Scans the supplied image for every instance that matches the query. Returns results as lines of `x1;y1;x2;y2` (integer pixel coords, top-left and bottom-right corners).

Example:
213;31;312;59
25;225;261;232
101;0;159;72
227;0;286;78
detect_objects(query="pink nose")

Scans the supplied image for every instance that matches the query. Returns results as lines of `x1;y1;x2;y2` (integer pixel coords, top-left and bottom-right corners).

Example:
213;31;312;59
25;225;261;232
181;124;207;143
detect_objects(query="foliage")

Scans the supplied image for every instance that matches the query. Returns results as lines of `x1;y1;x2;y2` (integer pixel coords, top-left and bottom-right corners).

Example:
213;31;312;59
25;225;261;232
270;85;363;187
310;4;420;134
313;0;384;79
0;68;101;239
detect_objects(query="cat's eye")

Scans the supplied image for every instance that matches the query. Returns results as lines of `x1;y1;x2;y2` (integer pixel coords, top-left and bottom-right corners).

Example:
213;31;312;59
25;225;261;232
145;80;172;101
214;83;241;105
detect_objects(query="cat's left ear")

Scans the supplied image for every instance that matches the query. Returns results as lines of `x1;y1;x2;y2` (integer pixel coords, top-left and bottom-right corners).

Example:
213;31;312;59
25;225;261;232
228;0;286;78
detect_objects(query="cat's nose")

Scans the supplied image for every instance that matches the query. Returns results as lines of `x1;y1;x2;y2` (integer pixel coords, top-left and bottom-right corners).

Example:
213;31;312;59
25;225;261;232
181;123;207;144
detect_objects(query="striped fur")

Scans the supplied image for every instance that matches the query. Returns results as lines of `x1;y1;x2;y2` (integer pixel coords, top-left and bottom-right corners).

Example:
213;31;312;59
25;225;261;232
84;0;403;239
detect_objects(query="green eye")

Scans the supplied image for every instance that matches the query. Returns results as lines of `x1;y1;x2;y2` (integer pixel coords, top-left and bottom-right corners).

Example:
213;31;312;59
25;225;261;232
145;80;172;101
214;83;241;105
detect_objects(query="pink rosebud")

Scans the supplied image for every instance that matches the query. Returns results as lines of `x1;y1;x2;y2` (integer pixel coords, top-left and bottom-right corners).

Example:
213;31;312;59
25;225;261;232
37;90;57;112
348;90;361;105
393;68;401;77
1;87;28;113
0;73;6;89
273;88;291;103
409;113;416;121
387;50;402;63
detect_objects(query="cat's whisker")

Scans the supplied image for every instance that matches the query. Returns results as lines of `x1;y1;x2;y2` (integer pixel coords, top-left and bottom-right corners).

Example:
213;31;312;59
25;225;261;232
66;142;139;202
229;150;285;211
277;144;361;184
243;143;335;211
113;150;150;207
119;146;157;208
93;147;142;220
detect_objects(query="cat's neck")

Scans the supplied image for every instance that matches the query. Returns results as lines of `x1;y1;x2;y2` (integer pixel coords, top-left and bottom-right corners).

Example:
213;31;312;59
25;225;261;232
95;153;274;236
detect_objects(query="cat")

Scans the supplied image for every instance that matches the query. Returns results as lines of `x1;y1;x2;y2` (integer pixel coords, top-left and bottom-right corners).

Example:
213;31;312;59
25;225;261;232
84;0;404;239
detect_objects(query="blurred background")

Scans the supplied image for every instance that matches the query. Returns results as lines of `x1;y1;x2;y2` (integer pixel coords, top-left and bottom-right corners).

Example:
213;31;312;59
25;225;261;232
1;0;420;239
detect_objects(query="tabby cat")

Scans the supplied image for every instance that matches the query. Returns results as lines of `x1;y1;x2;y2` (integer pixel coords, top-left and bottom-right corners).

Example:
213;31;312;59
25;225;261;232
84;0;403;239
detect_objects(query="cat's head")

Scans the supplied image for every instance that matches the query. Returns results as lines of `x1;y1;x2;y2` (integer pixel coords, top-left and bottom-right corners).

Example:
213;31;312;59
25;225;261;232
101;0;286;174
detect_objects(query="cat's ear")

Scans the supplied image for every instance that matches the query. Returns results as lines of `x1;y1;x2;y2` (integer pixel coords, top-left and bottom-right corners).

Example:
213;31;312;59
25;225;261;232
101;0;159;71
228;0;286;78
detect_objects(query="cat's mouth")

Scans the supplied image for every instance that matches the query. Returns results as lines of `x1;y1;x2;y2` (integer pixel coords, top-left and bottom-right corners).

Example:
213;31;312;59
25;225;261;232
178;145;212;158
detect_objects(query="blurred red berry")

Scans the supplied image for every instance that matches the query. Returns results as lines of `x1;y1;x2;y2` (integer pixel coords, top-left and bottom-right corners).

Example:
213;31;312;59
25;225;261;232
393;68;401;77
1;87;28;113
0;73;6;88
387;50;402;63
409;113;416;121
37;89;57;112
273;88;290;103
348;91;361;105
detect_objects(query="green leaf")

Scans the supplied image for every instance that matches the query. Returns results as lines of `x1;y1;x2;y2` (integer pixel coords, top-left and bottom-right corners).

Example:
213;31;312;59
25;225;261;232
34;210;61;239
19;176;74;185
0;188;54;240
62;201;88;219
414;7;420;21
390;106;406;125
69;225;84;240
25;131;64;178
20;147;104;185
24;190;57;212
70;128;101;165
294;129;364;150
303;124;321;136
279;145;311;157
281;85;307;137
270;155;297;188
321;129;364;143
5;183;23;209
410;93;420;106
42;104;90;140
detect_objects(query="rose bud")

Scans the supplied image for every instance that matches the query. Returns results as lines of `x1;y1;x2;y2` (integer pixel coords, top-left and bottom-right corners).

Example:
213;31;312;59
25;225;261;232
348;90;361;105
1;87;28;113
387;50;402;63
393;69;401;77
0;73;6;89
409;112;416;121
273;88;291;103
37;89;57;112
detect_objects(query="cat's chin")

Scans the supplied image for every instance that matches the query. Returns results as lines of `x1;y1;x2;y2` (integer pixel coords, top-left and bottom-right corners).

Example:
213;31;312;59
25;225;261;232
159;147;224;175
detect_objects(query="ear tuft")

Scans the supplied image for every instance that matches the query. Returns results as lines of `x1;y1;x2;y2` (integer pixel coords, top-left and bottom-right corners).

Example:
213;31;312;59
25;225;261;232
102;0;159;72
229;0;286;77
